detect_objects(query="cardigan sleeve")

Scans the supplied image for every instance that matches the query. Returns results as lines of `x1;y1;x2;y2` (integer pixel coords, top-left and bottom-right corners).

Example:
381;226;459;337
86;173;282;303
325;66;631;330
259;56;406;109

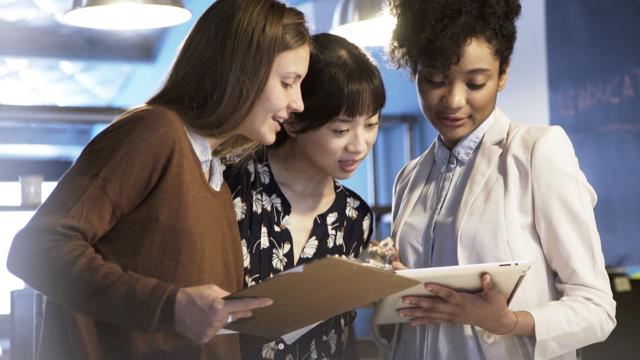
7;107;181;333
528;126;616;359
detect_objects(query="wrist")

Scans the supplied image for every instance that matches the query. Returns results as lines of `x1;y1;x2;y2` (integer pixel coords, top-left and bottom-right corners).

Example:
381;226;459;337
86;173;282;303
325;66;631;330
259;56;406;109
497;310;519;336
159;286;179;331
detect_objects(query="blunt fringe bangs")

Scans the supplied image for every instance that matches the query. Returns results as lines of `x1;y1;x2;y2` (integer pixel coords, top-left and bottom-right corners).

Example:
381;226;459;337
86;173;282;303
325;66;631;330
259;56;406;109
273;33;385;147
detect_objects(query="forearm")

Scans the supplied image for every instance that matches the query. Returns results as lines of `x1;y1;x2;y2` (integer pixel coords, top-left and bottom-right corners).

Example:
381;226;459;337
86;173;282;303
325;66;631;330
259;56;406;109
9;227;175;333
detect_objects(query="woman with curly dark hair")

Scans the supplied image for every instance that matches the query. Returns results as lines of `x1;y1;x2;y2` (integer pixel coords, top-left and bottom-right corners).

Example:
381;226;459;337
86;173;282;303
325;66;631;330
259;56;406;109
375;0;616;359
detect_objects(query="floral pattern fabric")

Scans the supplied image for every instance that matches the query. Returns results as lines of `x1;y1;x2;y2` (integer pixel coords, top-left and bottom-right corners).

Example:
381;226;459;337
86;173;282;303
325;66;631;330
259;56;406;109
224;150;373;360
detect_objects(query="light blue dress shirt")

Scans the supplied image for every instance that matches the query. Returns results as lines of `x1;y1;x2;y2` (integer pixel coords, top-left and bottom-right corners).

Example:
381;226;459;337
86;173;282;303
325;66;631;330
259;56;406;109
392;113;496;360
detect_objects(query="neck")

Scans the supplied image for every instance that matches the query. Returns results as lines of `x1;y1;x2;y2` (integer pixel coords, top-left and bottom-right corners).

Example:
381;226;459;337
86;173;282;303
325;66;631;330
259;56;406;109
268;141;334;197
207;138;224;152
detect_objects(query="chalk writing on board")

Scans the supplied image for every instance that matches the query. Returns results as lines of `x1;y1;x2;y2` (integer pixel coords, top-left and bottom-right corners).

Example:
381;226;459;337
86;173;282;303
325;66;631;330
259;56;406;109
552;67;640;119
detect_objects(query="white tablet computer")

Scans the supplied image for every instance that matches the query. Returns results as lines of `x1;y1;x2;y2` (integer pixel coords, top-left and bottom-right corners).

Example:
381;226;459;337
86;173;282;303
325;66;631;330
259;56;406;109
371;260;531;325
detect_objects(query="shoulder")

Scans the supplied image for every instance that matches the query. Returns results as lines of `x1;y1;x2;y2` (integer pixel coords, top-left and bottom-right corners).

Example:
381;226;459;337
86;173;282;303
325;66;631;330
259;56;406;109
89;105;186;153
504;121;573;157
393;146;431;193
113;105;184;135
398;152;425;178
76;105;186;168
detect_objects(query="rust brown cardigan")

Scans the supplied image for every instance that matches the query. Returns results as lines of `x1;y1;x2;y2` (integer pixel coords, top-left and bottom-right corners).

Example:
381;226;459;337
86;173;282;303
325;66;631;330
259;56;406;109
7;106;244;360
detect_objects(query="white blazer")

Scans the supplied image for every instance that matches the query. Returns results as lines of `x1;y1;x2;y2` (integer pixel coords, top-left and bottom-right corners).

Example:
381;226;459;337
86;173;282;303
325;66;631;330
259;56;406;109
386;109;616;360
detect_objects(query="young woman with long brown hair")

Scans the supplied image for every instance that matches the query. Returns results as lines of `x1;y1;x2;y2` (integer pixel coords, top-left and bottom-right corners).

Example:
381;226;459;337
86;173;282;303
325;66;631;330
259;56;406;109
7;1;311;359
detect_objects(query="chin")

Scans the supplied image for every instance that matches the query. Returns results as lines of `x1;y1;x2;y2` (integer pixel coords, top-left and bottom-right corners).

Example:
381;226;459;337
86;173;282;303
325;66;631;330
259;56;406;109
333;171;352;181
256;132;277;145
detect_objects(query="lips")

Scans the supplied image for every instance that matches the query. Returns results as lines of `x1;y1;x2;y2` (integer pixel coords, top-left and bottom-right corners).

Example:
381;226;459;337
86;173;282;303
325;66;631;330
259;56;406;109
271;116;285;131
438;115;467;128
339;159;360;173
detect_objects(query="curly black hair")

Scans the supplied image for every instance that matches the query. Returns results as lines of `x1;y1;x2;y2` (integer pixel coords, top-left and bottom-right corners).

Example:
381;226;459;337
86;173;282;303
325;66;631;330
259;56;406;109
389;0;521;76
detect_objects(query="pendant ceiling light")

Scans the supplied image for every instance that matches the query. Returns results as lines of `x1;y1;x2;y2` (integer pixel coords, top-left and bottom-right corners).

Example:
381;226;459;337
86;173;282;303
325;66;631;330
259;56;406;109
330;0;396;48
62;0;192;30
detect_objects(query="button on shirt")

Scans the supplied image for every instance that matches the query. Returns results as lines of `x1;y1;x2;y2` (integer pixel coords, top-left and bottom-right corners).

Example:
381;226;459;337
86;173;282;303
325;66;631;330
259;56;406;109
392;114;495;360
184;127;225;191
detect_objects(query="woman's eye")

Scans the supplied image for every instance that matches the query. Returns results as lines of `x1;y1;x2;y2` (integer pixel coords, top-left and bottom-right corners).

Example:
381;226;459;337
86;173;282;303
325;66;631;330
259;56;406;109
281;81;293;89
332;129;349;135
366;122;379;130
467;83;486;90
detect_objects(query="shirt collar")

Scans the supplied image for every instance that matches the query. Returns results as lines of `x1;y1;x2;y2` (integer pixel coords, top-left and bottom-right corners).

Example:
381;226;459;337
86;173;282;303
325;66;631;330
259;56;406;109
184;126;226;191
435;110;496;166
185;126;213;163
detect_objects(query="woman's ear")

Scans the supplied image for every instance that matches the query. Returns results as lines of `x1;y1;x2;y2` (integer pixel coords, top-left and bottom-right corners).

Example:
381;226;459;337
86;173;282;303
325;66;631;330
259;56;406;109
498;63;510;92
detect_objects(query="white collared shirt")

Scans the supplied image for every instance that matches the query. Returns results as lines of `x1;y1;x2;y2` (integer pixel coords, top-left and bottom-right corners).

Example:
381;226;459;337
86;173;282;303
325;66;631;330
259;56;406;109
184;127;225;192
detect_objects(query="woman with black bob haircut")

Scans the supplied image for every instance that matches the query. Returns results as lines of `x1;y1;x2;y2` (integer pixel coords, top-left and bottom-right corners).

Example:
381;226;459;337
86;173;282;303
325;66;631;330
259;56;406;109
374;0;616;359
8;0;311;359
225;33;385;359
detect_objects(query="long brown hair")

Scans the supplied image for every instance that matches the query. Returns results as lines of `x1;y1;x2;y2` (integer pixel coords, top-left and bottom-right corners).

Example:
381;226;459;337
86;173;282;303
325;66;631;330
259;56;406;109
149;0;310;154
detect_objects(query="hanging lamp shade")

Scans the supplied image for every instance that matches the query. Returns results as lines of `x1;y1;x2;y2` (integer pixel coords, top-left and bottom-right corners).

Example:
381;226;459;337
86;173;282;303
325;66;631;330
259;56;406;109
63;0;192;30
330;0;396;48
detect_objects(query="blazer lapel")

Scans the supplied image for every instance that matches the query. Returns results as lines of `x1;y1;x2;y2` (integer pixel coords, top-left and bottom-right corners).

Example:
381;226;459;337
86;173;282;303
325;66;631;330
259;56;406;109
392;142;436;237
455;110;510;241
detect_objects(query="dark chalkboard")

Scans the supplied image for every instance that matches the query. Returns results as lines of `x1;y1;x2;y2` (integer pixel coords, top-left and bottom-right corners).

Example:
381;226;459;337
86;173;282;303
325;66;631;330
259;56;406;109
547;0;640;266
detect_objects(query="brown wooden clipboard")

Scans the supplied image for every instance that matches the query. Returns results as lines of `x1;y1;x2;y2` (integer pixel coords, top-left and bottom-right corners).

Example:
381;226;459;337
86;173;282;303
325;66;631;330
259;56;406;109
223;256;419;339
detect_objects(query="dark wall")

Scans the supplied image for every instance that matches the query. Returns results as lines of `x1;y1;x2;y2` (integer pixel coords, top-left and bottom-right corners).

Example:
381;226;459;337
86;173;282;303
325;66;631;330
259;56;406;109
546;0;640;266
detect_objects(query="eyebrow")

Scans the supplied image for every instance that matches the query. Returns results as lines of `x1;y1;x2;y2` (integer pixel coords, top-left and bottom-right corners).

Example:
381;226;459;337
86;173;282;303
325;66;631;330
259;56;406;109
424;68;492;77
282;72;304;79
332;117;353;124
463;68;492;75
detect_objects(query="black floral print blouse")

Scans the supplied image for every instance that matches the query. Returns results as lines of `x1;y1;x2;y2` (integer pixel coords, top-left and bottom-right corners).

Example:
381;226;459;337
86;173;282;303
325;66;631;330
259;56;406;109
224;150;373;360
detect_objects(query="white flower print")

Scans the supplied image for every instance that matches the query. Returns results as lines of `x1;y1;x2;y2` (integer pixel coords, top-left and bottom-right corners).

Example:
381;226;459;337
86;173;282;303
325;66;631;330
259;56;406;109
272;242;291;271
252;191;277;213
241;239;250;269
326;212;338;227
258;225;269;250
310;339;318;360
261;193;272;212
341;321;349;349
346;197;359;219
335;227;344;247
257;162;270;184
326;212;339;248
327;228;336;249
245;274;259;287
233;196;246;221
270;193;282;212
300;236;318;259
281;214;290;229
285;354;294;360
322;329;337;354
262;341;278;359
247;161;256;182
252;190;264;214
362;213;371;242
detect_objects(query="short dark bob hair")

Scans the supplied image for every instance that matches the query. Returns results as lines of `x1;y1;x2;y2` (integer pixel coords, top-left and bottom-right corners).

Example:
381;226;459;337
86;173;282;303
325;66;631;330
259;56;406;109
389;0;521;76
273;33;386;147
